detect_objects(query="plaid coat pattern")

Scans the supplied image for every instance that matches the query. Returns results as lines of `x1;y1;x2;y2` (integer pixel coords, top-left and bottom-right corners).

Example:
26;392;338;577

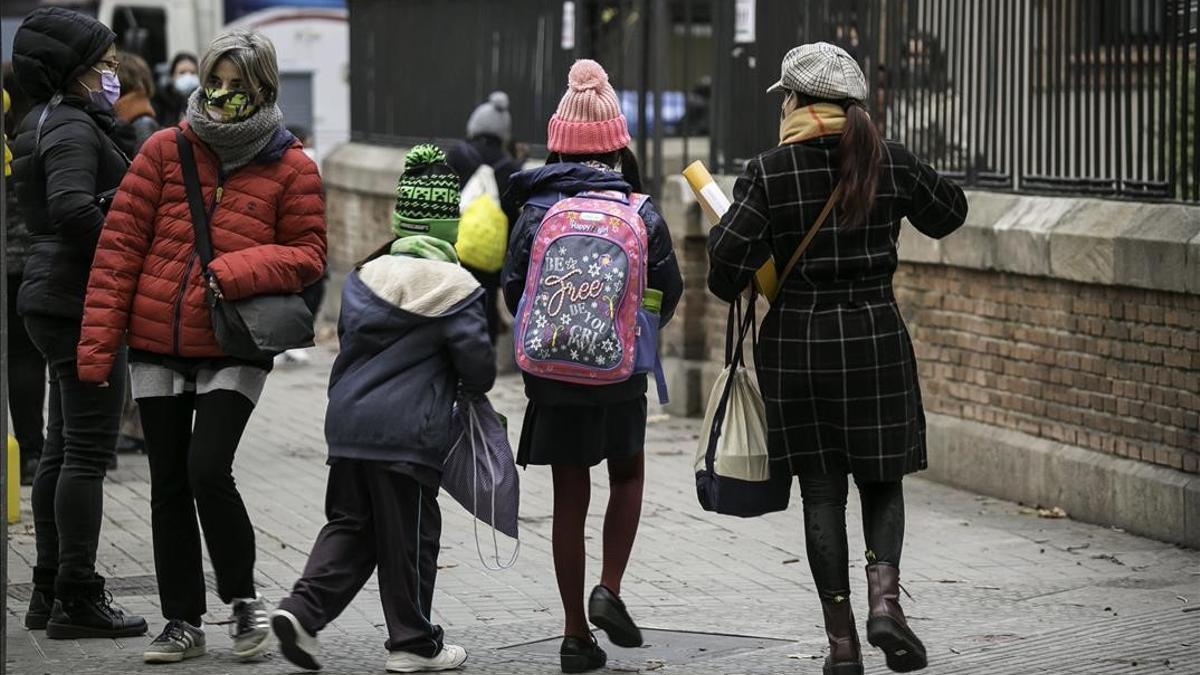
707;137;968;481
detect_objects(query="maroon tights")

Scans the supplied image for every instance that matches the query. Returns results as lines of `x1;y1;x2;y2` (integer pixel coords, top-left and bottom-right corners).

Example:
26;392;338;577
551;451;645;639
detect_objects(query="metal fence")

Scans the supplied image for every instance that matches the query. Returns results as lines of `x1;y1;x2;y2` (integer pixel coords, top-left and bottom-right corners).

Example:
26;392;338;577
349;0;1200;202
715;0;1200;202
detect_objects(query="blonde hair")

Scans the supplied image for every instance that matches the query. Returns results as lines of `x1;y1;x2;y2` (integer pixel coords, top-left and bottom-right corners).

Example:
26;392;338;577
199;29;280;105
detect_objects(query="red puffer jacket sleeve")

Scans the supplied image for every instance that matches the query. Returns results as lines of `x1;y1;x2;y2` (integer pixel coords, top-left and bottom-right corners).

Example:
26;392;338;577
206;150;327;300
77;130;165;383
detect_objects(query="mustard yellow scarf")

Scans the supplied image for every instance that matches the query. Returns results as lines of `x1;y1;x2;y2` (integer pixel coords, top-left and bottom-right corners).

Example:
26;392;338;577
779;103;847;146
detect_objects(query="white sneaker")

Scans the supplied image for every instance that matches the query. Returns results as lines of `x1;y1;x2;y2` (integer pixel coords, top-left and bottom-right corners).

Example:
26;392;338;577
270;609;321;671
230;594;272;660
386;644;468;673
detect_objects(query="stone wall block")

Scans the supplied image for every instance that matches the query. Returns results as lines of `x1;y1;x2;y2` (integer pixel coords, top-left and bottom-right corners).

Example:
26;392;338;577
991;195;1074;277
1049;199;1146;286
1114;205;1200;294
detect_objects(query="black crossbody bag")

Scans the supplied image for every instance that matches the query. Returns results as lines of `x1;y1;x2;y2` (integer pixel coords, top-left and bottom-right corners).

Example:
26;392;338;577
174;129;314;361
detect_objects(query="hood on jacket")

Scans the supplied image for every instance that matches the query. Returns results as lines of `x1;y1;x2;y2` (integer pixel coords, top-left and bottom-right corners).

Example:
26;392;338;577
13;7;116;103
356;256;481;319
503;162;631;212
255;126;298;164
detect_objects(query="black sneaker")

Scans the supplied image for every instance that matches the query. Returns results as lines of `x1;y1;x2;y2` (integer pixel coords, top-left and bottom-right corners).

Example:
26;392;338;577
588;585;643;648
45;591;148;639
24;590;53;629
560;635;606;674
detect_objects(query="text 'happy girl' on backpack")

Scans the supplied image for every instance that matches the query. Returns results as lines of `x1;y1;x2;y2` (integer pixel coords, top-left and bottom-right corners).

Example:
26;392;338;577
501;59;683;674
272;145;495;674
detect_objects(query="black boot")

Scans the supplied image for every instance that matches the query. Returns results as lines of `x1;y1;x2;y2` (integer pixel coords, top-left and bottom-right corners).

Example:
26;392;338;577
25;566;56;629
821;598;863;675
25;590;53;630
866;563;927;672
560;634;607;674
46;584;148;639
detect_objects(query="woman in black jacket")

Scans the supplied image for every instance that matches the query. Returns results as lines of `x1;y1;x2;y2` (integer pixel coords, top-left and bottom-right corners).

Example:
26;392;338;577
9;7;145;640
708;43;967;675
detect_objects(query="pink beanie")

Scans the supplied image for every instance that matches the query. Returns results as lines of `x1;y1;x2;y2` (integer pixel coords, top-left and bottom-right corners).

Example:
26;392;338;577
547;59;631;155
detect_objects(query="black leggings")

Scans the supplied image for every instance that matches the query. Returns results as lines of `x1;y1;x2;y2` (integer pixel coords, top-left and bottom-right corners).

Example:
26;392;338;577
798;473;905;602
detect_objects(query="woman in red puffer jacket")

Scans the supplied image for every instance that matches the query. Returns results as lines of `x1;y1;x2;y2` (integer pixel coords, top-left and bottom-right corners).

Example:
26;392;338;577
78;29;325;664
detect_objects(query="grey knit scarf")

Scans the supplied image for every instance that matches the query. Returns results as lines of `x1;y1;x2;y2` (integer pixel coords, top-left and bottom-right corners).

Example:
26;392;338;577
185;90;284;173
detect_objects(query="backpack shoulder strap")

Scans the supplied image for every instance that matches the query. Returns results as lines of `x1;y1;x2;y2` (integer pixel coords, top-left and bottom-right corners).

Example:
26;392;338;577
776;184;843;290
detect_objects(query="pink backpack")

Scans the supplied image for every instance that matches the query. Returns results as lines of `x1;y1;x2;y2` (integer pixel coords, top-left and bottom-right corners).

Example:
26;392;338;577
515;190;652;388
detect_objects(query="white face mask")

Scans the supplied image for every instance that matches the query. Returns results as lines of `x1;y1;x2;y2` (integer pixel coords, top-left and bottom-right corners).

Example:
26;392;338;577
174;72;200;96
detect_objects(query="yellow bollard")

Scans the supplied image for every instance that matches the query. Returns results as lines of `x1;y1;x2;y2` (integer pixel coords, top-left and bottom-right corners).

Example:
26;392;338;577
7;435;19;524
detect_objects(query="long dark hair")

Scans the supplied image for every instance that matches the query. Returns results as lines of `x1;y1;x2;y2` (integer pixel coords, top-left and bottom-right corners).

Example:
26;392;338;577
789;92;881;227
546;147;643;193
837;101;882;227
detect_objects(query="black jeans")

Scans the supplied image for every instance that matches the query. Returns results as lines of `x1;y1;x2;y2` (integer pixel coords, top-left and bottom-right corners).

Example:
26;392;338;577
24;314;126;597
280;461;443;657
139;390;257;625
7;279;46;466
798;473;905;602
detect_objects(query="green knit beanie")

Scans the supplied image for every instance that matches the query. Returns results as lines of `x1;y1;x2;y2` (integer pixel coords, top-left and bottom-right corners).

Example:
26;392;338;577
392;144;461;244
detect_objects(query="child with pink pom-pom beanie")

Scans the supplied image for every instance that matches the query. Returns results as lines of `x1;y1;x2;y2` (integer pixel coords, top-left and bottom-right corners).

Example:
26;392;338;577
500;59;683;674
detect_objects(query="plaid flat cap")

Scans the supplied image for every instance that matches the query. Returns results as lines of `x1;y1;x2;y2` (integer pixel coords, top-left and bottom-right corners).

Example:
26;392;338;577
766;42;868;101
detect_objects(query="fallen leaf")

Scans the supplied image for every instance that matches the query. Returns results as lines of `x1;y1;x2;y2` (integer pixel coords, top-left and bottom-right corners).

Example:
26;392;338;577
1176;595;1189;603
787;653;821;660
782;558;801;564
437;563;458;570
1038;506;1068;519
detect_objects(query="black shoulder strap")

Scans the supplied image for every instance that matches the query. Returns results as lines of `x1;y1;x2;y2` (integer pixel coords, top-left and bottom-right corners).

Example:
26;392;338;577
174;129;216;269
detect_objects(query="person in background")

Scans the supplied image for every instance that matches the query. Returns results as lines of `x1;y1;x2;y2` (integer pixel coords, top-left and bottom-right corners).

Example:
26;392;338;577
113;51;160;156
77;29;326;664
501;60;683;674
3;63;46;486
272;144;491;675
152;51;198;127
446;91;523;344
10;6;146;639
706;43;968;675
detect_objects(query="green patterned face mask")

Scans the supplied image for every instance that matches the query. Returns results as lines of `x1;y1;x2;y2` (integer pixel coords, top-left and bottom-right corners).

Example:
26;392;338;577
203;87;255;122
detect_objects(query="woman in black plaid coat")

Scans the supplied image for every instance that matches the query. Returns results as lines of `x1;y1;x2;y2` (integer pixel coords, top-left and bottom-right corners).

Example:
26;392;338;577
707;43;967;675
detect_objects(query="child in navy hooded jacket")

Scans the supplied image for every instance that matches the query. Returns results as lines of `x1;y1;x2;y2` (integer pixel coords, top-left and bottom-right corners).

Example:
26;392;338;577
273;146;494;674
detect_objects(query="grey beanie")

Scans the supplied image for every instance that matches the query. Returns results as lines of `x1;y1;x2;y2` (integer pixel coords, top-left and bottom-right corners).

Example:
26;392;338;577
466;91;512;142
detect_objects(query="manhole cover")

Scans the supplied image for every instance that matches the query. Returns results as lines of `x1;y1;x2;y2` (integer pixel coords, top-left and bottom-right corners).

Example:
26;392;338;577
500;628;791;666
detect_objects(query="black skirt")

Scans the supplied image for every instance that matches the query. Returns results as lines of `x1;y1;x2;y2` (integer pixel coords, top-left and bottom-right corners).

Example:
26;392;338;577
517;397;647;467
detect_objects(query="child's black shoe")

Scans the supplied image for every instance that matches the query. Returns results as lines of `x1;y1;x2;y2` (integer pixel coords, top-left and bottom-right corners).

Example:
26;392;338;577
560;634;607;673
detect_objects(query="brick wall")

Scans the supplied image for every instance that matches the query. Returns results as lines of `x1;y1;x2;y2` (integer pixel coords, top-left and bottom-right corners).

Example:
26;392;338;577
894;264;1200;474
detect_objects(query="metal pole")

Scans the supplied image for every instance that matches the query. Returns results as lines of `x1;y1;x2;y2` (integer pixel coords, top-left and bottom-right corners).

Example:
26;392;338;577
1;58;10;675
651;0;666;195
637;0;650;173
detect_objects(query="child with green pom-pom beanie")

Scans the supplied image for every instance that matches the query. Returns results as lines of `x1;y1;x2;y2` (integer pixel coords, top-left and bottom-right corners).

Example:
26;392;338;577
272;144;493;673
391;144;463;262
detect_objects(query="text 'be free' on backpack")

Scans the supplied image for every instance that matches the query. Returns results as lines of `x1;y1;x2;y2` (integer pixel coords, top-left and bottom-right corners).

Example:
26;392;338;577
515;190;668;402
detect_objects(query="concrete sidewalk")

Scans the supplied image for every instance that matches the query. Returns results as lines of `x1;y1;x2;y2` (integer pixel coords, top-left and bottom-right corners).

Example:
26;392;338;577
7;347;1199;674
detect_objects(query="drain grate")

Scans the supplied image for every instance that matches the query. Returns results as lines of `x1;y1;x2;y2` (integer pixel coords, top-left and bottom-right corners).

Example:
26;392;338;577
499;628;791;666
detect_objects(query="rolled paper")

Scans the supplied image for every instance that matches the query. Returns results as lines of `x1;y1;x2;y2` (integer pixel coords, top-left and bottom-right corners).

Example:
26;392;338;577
683;160;779;302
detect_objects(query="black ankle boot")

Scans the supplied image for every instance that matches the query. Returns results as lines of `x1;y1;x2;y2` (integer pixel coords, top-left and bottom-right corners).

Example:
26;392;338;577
588;585;643;648
46;589;148;639
560;634;607;674
25;589;53;629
